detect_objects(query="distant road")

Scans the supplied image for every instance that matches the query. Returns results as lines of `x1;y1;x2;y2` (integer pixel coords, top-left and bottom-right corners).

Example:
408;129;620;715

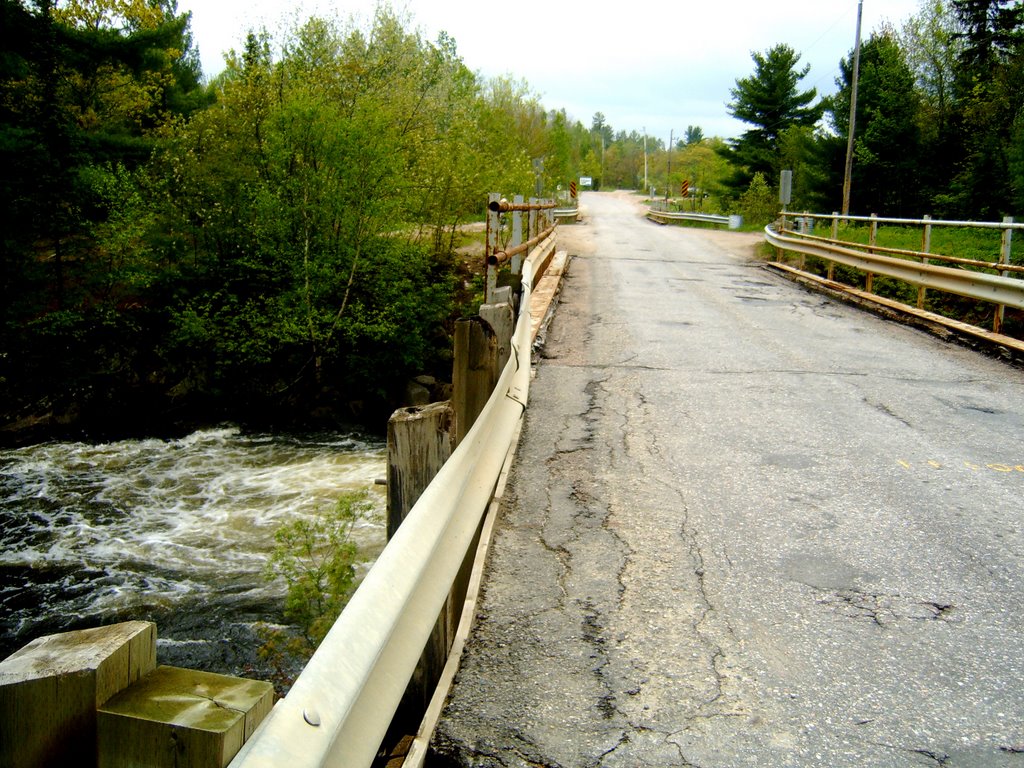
432;192;1024;767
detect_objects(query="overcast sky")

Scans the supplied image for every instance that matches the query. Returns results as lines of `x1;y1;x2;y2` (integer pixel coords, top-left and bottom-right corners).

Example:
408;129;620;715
176;0;924;141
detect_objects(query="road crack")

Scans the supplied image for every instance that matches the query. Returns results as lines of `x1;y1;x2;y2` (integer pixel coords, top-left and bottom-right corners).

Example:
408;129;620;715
817;589;957;627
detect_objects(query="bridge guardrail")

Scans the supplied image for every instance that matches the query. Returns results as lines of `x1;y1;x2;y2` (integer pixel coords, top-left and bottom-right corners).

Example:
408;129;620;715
229;215;547;768
646;208;740;228
769;211;1024;333
486;194;556;303
764;224;1024;332
554;205;579;222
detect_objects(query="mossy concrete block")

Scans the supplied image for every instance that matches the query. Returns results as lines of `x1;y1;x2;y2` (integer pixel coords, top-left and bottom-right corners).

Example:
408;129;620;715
0;621;156;768
97;666;273;768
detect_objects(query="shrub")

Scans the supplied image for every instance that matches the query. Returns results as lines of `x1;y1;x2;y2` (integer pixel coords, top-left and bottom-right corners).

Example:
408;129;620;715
258;490;373;689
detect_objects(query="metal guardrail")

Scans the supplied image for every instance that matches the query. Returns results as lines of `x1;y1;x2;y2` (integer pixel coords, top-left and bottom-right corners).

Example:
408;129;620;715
784;211;1024;233
771;211;1022;333
764;225;1024;311
646;208;739;228
229;240;543;768
486;194;555;303
489;226;556;266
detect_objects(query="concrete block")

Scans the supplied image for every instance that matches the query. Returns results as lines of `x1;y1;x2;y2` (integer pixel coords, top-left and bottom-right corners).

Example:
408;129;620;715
0;621;156;768
97;666;273;768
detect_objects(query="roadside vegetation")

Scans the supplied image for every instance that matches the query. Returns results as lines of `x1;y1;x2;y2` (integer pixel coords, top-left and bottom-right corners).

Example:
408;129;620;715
2;0;1022;442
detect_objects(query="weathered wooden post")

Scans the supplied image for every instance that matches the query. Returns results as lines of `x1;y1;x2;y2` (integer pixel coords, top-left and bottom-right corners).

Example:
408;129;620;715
511;195;524;277
480;288;514;376
995;216;1013;334
799;211;809;270
385;401;455;717
97;666;272;768
829;212;839;281
866;213;879;293
485;192;500;304
386;402;455;539
918;214;932;309
0;621;156;768
1;622;273;768
452;316;499;447
528;198;538;245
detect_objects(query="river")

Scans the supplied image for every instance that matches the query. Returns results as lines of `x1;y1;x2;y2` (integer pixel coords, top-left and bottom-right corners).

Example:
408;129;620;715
0;426;386;682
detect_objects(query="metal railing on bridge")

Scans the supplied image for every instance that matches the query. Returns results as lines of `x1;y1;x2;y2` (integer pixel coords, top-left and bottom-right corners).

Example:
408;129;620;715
645;200;741;228
228;195;559;768
764;212;1024;336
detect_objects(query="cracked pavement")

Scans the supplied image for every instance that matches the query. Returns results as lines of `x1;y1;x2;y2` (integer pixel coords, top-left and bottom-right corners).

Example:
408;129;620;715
429;192;1024;767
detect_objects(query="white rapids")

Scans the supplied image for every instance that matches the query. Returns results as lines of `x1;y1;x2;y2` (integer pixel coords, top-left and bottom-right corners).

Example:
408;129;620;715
0;426;386;669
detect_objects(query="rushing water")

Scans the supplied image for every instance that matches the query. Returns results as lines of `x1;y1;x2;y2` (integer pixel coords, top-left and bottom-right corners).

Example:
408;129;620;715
0;426;386;678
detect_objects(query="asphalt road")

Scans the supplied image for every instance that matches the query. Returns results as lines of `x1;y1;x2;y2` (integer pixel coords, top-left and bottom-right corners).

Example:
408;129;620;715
430;192;1024;767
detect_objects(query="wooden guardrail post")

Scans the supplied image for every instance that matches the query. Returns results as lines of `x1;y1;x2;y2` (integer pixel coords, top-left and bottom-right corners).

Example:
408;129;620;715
918;214;932;309
829;212;839;281
485;193;500;304
528;198;538;245
511;195;524;277
385;401;456;721
799;212;809;269
452;317;499;447
386;402;455;539
480;288;514;375
995;215;1014;333
866;213;878;293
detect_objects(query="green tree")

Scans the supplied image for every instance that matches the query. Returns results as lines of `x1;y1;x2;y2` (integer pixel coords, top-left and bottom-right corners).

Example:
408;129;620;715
900;0;963;205
720;44;824;196
0;0;207;427
952;0;1023;75
668;138;732;209
777;124;830;213
591;111;613;145
940;0;1024;217
152;9;474;412
600;130;648;189
1008;106;1024;212
829;30;924;216
543;108;578;192
475;75;544;196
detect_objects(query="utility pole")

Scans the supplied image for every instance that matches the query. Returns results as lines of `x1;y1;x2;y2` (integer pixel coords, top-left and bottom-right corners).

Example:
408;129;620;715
601;134;605;189
841;0;864;218
665;129;673;204
643;127;648;194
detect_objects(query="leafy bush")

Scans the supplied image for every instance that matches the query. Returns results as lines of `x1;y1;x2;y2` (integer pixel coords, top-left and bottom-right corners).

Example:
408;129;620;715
257;490;373;688
738;173;779;227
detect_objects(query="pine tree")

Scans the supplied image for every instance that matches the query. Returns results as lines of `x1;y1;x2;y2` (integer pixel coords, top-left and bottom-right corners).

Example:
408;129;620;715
944;0;1024;217
719;44;824;197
